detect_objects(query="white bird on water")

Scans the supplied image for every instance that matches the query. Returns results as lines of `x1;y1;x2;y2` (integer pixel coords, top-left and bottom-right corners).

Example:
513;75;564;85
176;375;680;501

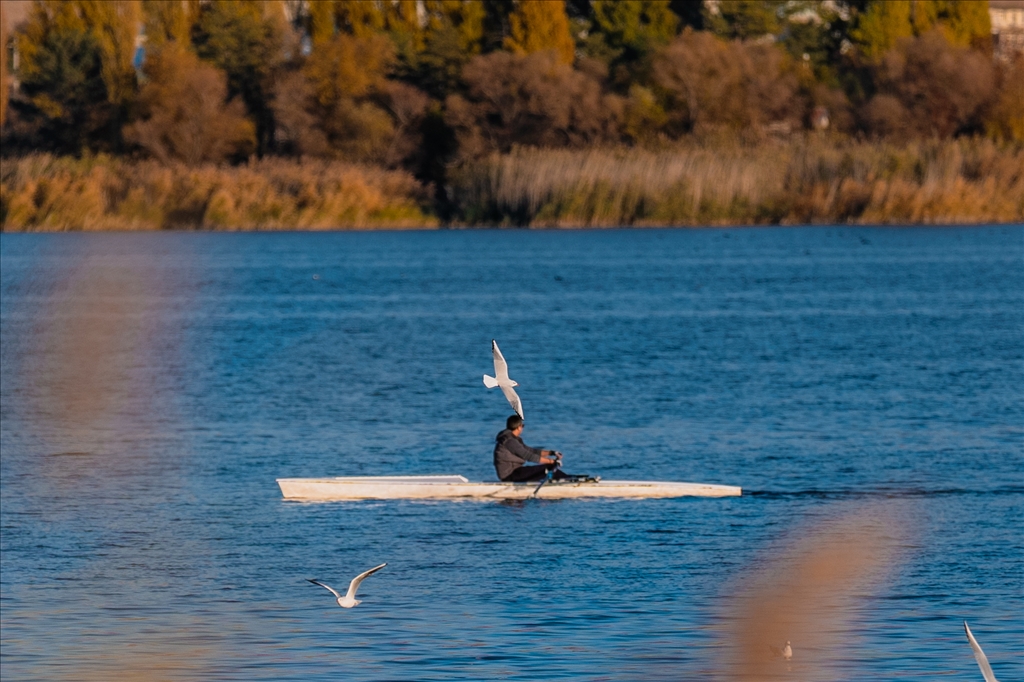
769;641;793;660
964;621;999;682
307;563;387;608
483;340;524;419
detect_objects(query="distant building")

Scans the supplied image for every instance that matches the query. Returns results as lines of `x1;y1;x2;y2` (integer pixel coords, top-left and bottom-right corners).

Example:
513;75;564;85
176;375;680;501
990;0;1024;60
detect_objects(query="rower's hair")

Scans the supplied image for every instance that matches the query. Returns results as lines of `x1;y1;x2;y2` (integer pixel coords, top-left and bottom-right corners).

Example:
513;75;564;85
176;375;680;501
506;415;524;430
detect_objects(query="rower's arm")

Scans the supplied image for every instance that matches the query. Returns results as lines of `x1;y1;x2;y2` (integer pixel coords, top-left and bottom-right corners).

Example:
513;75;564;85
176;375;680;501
503;437;544;463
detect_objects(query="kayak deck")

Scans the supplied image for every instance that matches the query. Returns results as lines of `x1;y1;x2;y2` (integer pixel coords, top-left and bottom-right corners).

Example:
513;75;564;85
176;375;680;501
276;475;741;501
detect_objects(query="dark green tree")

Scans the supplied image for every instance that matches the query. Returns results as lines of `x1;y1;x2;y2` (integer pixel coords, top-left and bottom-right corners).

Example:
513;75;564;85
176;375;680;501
590;0;678;58
193;0;283;156
779;2;854;86
582;0;678;90
704;0;784;40
13;20;112;152
413;23;472;100
669;0;705;30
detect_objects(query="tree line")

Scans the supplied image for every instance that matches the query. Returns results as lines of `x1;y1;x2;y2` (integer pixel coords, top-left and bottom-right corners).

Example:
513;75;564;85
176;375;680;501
1;1;1021;200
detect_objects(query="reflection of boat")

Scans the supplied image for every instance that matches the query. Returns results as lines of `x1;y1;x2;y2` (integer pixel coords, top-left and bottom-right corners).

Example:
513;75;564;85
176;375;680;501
276;475;741;501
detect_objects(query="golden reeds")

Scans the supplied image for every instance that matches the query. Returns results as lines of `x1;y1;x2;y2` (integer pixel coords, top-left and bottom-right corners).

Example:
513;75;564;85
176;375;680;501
3;138;1021;230
0;155;436;231
453;137;1024;227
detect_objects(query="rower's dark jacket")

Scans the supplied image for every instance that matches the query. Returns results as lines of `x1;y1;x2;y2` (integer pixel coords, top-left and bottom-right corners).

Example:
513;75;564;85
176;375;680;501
493;429;544;480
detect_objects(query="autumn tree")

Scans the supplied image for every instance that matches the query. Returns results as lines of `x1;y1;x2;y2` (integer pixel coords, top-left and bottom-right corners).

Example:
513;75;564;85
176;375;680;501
854;0;991;62
986;55;1024;142
125;43;255;164
852;0;913;62
275;33;428;165
504;0;576;65
932;0;991;50
861;30;994;138
446;50;623;157
193;0;285;156
652;29;800;135
309;0;417;42
142;0;199;47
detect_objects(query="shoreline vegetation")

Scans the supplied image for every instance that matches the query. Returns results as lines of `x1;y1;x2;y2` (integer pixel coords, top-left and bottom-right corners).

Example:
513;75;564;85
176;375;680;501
3;137;1022;231
2;1;1022;231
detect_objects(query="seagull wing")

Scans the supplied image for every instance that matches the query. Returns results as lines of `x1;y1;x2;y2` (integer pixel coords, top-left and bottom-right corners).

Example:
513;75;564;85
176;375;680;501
500;385;524;419
346;563;387;601
307;579;342;600
964;621;999;682
491;340;510;382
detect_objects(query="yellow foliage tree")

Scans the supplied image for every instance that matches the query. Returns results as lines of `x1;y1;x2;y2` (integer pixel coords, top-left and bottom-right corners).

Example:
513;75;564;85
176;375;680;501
855;0;992;61
308;0;336;43
310;0;389;43
504;0;575;65
423;0;485;54
937;0;992;49
852;0;913;62
78;0;142;108
304;32;394;106
385;0;423;52
909;0;939;35
125;43;255;164
142;0;197;47
296;32;414;163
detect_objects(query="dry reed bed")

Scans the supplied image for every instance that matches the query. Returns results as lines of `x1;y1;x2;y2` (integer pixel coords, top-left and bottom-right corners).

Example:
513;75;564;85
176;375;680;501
0;155;436;231
453;139;1024;226
3;140;1021;230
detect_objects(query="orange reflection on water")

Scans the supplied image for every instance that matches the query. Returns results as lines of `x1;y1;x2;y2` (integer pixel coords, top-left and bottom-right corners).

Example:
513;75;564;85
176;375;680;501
30;246;164;457
720;502;912;681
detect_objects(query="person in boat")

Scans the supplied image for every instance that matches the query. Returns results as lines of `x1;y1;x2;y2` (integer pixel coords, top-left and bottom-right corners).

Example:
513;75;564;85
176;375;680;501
493;414;571;482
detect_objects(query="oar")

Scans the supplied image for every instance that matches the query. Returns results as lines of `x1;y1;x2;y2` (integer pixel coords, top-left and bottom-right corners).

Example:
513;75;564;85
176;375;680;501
531;452;563;498
531;466;554;498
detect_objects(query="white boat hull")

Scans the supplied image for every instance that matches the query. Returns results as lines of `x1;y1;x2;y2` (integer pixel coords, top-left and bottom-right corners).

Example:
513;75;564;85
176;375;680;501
276;475;741;501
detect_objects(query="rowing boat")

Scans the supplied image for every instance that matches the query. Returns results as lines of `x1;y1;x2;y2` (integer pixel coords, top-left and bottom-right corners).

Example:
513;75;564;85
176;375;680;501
276;475;741;501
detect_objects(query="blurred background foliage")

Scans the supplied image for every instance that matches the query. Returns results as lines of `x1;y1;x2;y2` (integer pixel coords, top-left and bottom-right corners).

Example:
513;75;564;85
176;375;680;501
0;0;1021;228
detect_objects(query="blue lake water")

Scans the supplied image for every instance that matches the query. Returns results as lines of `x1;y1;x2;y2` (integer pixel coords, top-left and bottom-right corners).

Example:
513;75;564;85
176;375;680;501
1;226;1021;681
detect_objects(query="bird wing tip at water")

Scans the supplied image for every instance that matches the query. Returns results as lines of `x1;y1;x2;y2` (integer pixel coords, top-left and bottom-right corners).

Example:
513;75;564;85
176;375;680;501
964;621;998;682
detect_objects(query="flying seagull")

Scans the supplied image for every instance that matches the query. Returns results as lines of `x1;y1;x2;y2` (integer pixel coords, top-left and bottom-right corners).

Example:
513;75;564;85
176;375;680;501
307;563;387;608
483;340;523;419
964;621;999;682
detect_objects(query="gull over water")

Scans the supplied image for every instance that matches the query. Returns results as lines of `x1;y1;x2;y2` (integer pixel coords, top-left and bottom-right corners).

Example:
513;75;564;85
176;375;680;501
307;563;387;608
483;339;523;419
